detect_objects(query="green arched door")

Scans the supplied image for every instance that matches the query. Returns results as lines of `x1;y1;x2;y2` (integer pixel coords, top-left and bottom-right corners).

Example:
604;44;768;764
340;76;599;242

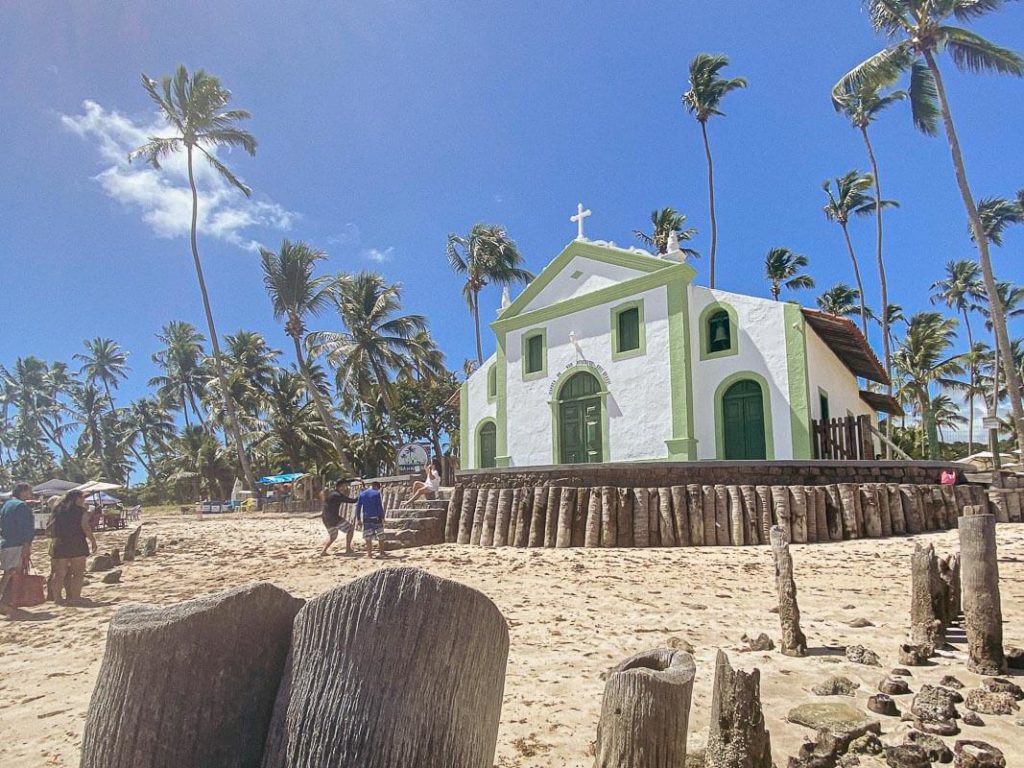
558;371;603;464
478;422;497;468
722;380;767;460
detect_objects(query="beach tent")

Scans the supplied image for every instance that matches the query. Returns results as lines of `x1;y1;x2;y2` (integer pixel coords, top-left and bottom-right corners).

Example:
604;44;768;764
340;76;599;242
958;451;1016;468
32;478;79;497
75;480;123;494
257;472;307;485
86;492;121;506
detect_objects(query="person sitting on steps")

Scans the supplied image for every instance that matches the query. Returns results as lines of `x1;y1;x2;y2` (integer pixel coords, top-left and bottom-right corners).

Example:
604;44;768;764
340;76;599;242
405;459;442;506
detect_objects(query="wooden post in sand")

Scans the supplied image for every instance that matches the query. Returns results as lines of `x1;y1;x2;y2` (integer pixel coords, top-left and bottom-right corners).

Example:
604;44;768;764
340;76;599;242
802;487;818;544
714;485;730;546
910;542;944;650
888;484;906;535
860;485;883;539
585;489;602;548
687;484;704;548
958;514;1006;675
528;487;548;548
671;486;689;547
876;483;893;538
837;484;860;539
573;488;589;548
492;489;513;547
601;487;618;548
900;484;923;534
513;488;532;548
769;525;807;657
727;486;745;546
594;649;696;768
544;487;561;548
480;489;501;547
457;487;477;545
81;583;302;768
617;488;634;547
770;486;791;541
470;489;489;545
261;568;509;768
986;489;1010;523
788;487;807;544
824;485;843;541
705;650;773;768
702;486;717;546
814;487;828;544
556;488;575;548
755;486;772;543
633;488;650;548
658;488;676;547
740;486;760;545
647;487;662;548
445;486;463;543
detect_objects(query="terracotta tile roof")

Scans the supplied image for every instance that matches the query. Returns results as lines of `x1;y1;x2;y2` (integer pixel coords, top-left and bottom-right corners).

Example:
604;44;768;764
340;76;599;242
801;308;889;385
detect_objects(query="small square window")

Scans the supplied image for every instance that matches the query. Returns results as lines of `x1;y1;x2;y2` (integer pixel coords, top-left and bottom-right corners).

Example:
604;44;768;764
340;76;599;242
617;308;640;353
487;365;497;399
525;334;544;374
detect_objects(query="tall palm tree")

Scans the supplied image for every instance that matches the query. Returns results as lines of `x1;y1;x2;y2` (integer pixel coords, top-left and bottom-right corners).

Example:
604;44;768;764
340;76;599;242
682;53;747;288
405;329;448;459
833;82;907;399
930;260;985;453
127;396;176;476
817;283;864;318
893;312;964;459
74;338;130;408
150;321;210;428
252;370;334;472
821;170;897;337
764;247;814;301
259;240;352;471
977;195;1024;246
633;207;700;257
834;0;1024;455
129;64;258;490
446;224;532;365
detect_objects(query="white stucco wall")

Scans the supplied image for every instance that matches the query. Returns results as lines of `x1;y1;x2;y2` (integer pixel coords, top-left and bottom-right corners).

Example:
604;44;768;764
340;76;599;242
806;328;874;424
688;287;795;459
524;255;647;311
463;353;497;469
505;285;673;465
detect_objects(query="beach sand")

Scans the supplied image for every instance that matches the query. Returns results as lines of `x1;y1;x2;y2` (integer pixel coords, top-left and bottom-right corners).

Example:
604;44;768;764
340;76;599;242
1;512;1021;767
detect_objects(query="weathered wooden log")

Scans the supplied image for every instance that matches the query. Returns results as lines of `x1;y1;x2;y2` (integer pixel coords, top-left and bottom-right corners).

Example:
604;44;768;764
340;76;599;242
544;487;562;548
755;486;772;543
556;487;575;548
938;552;961;623
769;525;807;657
457;487;478;546
81;583;301;768
513;488;532;548
876;483;892;538
648;487;662;548
770;486;791;541
939;485;957;529
585;488;602;548
837;484;860;539
600;487;617;548
701;485;717;546
727;486;745;546
954;484;974;515
987;489;1009;523
900;484;924;534
920;486;937;531
860;485;883;539
740;485;760;545
910;542;944;650
617;488;634;547
494;488;515;547
470;488;489;546
262;568;508;768
572;488;589;548
788;487;807;544
594;648;696;768
633;488;650;547
715;485;730;546
658;488;676;547
528;487;547;548
814;487;828;544
671;486;689;547
687;484;704;547
958;514;1006;676
123;524;143;561
445;486;464;543
824;485;843;541
481;489;503;547
803;487;818;544
888;484;906;535
705;650;773;768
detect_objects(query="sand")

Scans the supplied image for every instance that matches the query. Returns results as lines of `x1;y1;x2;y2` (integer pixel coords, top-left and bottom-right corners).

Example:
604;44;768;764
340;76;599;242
1;511;1021;767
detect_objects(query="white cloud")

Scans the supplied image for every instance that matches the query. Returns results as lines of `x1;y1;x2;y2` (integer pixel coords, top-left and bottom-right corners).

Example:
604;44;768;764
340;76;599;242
327;223;361;247
361;246;394;263
61;100;296;247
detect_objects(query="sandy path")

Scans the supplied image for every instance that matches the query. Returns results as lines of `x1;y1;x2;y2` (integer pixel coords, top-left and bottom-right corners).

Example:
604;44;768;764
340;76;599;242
1;513;1021;767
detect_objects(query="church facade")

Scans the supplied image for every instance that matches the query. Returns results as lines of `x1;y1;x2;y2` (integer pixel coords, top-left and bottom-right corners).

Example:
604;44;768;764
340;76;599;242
460;236;889;470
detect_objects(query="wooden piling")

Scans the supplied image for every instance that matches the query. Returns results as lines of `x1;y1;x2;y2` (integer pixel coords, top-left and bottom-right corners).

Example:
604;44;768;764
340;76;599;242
701;486;717;546
572;488;589;548
647;487;662;548
671;486;689;547
601;486;617;548
633;488;650;548
555;487;575;548
457;487;478;546
803;487;818;543
617;488;634;548
788;487;807;544
528;487;547;548
727;486;745;546
544;487;561;548
658;488;676;547
585;489;602;548
687;485;704;548
860;485;882;539
755;486;772;543
740;485;760;545
513;488;532;548
714;485;730;546
770;486;791;541
959;514;1006;675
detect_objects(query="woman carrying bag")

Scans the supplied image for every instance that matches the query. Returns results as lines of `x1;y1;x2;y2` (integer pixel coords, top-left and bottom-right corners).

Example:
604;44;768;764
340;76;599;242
50;490;97;605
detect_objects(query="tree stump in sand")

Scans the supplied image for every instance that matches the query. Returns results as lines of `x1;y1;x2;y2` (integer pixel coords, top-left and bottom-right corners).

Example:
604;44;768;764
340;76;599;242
728;486;745;546
687;484;704;547
81;583;301;768
633;488;650;547
445;486;463;543
594;648;696;768
457;487;477;545
958;514;1006;675
789;487;807;544
910;542;945;650
672;486;690;547
705;650;773;768
123;524;143;561
702;485;718;546
585;488;602;548
556;488;575;548
528;487;548;548
659;487;676;547
770;525;807;657
617;488;634;547
492;488;513;547
601;486;618;548
938;552;961;622
262;567;509;768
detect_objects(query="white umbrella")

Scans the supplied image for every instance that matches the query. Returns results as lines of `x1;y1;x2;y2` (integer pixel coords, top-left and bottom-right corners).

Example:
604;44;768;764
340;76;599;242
75;480;123;494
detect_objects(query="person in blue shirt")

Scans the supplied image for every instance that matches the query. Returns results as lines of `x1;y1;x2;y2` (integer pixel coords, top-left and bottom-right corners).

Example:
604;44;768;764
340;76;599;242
355;480;387;559
1;482;37;615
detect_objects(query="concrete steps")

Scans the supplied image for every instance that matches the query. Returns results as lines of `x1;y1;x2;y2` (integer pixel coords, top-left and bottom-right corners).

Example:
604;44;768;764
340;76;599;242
381;497;449;549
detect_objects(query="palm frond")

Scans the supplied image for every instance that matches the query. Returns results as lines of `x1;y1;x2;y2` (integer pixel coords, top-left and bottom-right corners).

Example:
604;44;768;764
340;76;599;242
940;25;1024;75
951;0;1014;24
197;146;252;197
908;61;941;136
832;43;913;107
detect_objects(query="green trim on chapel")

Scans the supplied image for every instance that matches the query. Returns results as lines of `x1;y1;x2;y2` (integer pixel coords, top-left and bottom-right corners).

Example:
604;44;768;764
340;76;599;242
548;363;611;464
610;299;646;361
713;371;776;460
698;300;740;361
521;327;548;381
783;302;813;460
459;379;470;470
494;333;510;467
665;278;697;460
475;417;497;469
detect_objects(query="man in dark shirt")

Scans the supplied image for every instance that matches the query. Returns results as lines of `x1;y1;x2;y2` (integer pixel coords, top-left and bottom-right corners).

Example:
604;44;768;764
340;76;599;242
1;482;36;614
355;480;387;559
319;479;358;556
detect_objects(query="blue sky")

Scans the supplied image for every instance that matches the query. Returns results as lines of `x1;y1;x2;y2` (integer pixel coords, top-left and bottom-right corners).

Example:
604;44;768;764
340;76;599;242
3;1;1022;419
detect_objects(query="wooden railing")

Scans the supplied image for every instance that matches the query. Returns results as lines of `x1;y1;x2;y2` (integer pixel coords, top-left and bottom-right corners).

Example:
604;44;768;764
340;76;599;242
812;414;875;461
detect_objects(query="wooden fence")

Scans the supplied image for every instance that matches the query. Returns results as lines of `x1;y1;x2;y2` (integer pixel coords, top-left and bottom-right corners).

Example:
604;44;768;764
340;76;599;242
812;414;875;461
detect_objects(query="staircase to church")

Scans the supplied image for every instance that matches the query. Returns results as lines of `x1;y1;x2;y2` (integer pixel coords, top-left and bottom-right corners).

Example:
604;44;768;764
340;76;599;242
382;490;451;549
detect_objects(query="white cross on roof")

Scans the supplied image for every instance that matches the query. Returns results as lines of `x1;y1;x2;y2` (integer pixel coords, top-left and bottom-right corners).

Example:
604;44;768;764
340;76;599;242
570;202;592;241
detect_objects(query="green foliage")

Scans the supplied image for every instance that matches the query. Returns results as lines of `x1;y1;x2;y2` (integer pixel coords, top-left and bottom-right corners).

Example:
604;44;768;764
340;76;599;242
764;247;814;300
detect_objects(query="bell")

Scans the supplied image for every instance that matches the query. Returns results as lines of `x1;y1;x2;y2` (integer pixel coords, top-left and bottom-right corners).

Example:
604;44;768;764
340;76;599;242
711;324;729;344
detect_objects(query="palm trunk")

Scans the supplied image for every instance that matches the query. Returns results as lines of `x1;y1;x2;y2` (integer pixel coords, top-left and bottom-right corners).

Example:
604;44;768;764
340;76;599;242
963;310;976;455
771;282;780;301
921;391;940;460
923;50;1024;457
700;120;718;288
861;126;894;455
839;221;869;340
473;291;484;366
185;144;258;492
290;332;353;473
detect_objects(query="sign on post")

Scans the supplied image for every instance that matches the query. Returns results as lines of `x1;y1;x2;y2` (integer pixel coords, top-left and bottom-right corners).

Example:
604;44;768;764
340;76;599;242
397;443;430;474
982;417;1000;431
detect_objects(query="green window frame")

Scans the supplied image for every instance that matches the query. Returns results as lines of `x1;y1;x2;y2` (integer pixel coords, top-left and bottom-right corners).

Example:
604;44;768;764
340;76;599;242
610;299;646;361
699;301;739;361
818;387;830;423
486;364;497;402
476;418;497;469
521;328;547;381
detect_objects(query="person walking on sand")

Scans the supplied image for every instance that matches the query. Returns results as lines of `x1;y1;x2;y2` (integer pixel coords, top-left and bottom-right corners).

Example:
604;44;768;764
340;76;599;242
320;479;359;556
50;490;97;605
405;458;442;506
355;480;387;559
0;482;36;616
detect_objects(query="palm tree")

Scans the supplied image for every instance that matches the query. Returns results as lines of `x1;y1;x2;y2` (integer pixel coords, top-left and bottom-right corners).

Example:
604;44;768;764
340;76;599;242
127;396;176;476
74;338;130;408
833;82;907;398
259;240;352;471
764;248;814;301
252;370;334;472
150;321;210;428
634;207;700;257
817;283;863;318
834;0;1024;455
129;64;258;490
893;312;964;459
446;224;532;365
977;195;1024;246
931;393;967;444
821;170;897;336
682;53;747;288
405;329;448;460
930;260;985;453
